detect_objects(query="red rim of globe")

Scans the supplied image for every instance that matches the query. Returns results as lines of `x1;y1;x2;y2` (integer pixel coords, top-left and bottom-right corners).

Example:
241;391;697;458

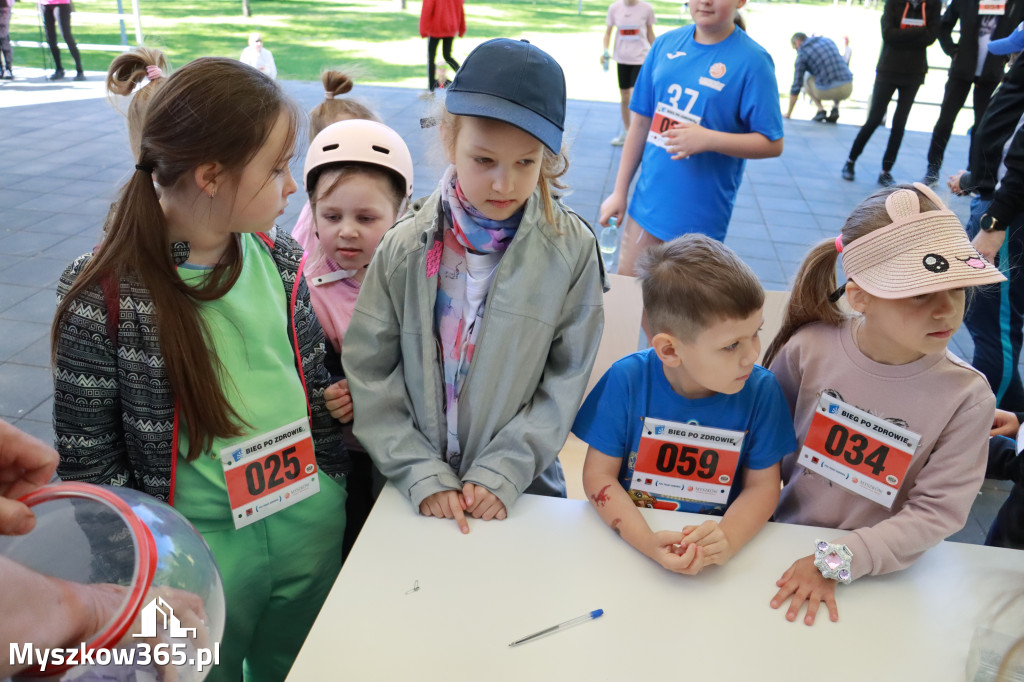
16;482;158;677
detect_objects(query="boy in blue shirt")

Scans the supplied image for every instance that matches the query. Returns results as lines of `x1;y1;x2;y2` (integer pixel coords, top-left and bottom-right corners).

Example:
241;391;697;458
599;0;784;275
573;235;796;574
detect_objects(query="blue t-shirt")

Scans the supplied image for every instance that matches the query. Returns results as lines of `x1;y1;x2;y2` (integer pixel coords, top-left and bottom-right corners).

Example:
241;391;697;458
628;25;784;242
572;348;796;514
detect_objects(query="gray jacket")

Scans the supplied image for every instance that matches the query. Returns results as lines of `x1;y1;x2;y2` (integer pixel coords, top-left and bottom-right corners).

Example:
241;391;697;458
342;186;605;510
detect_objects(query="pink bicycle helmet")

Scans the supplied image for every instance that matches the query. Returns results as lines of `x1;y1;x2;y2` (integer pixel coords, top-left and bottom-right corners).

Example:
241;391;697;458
303;119;414;199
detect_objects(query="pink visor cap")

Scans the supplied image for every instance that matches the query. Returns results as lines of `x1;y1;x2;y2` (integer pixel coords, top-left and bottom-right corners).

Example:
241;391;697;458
839;183;1006;299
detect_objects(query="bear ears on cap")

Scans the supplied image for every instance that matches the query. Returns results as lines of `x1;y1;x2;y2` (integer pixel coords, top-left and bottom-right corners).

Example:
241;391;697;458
884;182;950;222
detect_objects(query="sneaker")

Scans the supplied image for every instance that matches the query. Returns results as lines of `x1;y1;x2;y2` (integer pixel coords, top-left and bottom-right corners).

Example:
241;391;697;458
812;110;828;123
841;160;855;181
826;107;839;123
73;72;86;81
922;164;940;186
610;132;626;147
1;69;12;80
877;170;895;187
49;69;65;81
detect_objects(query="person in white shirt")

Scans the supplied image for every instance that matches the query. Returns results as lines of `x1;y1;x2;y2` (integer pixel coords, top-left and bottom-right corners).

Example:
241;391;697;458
602;0;656;146
239;32;277;79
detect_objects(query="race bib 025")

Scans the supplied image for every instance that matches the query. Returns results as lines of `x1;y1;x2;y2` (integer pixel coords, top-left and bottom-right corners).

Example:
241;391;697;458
221;417;320;529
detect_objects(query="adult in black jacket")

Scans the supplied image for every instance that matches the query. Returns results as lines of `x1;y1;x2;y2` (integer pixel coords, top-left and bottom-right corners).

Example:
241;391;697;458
948;50;1024;410
841;0;941;185
922;0;1023;184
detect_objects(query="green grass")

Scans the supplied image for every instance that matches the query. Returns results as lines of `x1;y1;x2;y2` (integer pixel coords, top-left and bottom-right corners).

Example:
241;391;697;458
9;0;690;84
13;0;924;116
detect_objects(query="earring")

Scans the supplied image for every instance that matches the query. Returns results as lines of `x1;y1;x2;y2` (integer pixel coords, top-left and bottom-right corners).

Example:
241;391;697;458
207;188;216;199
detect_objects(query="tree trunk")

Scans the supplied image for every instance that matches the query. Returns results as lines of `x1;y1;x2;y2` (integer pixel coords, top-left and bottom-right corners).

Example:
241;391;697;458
242;0;251;17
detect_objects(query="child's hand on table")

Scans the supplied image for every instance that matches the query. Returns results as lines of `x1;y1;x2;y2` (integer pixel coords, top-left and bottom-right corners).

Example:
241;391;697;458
462;483;507;521
680;520;736;566
419;490;470;534
646;530;709;574
770;555;839;625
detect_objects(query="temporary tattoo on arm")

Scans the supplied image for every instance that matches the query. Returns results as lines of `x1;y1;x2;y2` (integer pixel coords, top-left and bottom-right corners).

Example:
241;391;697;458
610;518;622;536
590;484;612;507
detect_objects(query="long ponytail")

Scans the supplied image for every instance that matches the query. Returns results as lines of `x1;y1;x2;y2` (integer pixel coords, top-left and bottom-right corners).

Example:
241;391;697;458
53;57;298;461
762;239;845;366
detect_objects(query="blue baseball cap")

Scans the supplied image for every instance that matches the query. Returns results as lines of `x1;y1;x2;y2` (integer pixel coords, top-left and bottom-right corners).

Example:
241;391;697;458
989;20;1024;56
445;38;566;153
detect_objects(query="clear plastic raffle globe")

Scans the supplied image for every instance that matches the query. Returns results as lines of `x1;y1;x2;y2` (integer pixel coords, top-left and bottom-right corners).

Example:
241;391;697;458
0;483;225;681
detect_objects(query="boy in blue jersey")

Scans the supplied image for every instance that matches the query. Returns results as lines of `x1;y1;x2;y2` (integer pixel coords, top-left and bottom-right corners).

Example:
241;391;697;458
573;235;796;574
600;0;785;275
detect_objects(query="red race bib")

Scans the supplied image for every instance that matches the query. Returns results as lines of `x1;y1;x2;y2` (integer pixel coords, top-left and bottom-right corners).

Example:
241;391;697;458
631;417;745;507
979;0;1006;15
900;1;926;27
647;101;701;150
797;394;920;509
221;418;320;529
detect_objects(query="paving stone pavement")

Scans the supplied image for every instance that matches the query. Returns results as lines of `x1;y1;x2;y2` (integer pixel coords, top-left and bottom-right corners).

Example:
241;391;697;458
0;74;1006;544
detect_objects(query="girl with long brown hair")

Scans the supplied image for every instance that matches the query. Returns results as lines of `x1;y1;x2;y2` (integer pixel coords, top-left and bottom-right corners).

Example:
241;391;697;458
52;57;348;682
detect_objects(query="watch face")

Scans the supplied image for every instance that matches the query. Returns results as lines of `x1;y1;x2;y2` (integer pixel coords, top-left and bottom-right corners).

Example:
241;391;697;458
981;214;998;232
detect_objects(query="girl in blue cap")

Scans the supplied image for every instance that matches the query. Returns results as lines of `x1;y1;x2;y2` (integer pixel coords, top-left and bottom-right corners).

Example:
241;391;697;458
344;38;606;534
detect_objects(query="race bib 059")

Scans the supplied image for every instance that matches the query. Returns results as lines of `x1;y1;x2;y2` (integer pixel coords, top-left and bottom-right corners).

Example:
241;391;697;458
631;416;745;506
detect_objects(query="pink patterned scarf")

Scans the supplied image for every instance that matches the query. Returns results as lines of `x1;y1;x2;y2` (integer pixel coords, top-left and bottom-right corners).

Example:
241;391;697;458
433;166;523;467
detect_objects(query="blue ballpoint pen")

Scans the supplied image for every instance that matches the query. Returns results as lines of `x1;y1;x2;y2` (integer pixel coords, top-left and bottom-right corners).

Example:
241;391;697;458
508;609;605;647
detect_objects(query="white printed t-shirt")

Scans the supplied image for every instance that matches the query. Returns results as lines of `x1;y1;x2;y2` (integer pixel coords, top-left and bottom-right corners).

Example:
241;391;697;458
607;0;657;65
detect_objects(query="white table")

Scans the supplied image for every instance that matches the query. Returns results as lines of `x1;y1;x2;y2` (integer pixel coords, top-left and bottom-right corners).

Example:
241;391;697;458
288;485;1024;681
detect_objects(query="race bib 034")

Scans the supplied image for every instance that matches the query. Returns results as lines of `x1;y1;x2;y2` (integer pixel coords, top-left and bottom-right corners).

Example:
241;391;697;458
797;394;921;509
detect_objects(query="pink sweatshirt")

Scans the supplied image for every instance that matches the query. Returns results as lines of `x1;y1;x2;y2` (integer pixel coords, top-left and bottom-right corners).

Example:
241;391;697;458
770;320;994;579
305;257;360;354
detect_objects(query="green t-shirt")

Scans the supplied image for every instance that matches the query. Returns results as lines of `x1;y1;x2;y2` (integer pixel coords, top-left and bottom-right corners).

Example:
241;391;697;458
173;234;338;528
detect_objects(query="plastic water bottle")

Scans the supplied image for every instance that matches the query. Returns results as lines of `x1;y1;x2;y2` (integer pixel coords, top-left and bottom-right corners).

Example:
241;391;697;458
602;51;610;72
599;216;620;271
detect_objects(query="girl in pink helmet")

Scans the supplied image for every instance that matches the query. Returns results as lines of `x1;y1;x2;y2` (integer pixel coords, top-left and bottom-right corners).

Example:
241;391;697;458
302;119;414;554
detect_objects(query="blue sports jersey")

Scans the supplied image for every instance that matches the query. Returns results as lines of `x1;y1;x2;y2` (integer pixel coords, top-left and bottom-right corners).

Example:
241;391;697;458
572;349;796;514
628;25;784;242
